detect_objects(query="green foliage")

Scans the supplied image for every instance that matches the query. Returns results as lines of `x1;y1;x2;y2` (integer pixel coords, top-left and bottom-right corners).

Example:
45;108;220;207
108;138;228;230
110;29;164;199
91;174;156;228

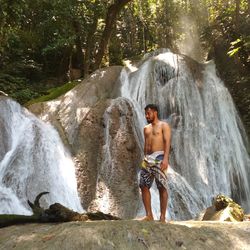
12;89;39;104
228;38;242;56
0;73;27;93
228;35;250;61
1;0;182;77
0;0;249;99
200;0;249;80
0;73;40;104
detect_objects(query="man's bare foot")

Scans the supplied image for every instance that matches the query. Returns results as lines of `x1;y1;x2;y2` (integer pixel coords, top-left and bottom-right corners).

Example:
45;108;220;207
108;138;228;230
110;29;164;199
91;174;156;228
158;217;167;223
158;219;167;223
135;216;154;221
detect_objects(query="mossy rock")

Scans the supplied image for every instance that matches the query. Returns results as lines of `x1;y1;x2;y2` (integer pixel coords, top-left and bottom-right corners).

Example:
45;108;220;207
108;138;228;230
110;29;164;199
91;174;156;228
202;194;244;222
25;81;79;106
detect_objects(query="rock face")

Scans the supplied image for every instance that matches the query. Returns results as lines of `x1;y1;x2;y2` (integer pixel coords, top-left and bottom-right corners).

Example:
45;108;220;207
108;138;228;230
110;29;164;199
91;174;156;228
86;98;142;218
0;221;250;250
28;66;142;219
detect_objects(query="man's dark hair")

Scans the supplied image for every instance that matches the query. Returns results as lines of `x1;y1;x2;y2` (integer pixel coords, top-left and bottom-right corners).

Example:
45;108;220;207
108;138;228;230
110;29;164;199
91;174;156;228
144;104;159;113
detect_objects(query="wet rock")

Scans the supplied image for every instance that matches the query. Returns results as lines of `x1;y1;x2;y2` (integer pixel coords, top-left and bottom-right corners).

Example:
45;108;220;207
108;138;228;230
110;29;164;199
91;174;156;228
28;66;141;218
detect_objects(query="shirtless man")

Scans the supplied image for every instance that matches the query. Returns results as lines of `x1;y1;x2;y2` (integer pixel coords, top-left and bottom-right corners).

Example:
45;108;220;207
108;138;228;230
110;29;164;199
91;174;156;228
139;104;171;222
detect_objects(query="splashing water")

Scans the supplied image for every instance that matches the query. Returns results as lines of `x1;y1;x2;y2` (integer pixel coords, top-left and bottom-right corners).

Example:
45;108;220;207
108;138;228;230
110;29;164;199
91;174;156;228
0;98;83;214
120;49;250;220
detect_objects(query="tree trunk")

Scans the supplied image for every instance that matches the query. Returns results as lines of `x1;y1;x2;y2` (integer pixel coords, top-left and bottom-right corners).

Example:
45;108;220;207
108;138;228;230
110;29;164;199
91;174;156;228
93;0;132;70
235;0;240;28
0;206;120;228
71;19;84;76
0;192;120;228
83;17;98;77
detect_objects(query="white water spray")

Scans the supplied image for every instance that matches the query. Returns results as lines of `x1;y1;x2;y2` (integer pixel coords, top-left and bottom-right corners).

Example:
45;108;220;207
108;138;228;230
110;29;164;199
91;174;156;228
0;98;83;214
120;49;250;220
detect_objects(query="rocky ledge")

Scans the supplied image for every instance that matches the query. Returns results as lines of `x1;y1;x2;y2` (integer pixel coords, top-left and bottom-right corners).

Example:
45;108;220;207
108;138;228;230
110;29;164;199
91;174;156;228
0;220;250;250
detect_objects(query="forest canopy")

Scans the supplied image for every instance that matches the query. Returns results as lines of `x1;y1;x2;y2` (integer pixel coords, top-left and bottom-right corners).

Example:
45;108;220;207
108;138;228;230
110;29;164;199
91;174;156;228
0;0;249;103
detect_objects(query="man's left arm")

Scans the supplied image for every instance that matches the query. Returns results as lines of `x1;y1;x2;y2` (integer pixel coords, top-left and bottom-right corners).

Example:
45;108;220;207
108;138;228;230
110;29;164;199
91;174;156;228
160;123;171;171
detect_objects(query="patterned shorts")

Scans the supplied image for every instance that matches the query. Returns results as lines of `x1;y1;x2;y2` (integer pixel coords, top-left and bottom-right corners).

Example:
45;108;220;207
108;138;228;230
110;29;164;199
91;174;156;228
139;154;166;189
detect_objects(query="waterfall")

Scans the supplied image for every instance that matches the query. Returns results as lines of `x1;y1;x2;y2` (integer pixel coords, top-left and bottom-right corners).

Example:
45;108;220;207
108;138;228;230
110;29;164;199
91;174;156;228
120;49;250;220
0;97;83;215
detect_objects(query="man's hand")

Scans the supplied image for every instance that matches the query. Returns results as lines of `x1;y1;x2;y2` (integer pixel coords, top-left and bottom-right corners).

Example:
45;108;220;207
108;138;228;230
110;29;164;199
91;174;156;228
160;159;168;172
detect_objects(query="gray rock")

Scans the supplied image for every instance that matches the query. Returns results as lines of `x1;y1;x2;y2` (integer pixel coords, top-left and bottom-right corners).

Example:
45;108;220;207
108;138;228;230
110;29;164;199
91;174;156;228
0;221;250;250
28;66;142;218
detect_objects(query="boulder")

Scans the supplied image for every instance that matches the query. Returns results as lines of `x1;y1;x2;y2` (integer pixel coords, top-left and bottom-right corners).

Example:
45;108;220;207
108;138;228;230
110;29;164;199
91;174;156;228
28;66;142;218
202;195;244;222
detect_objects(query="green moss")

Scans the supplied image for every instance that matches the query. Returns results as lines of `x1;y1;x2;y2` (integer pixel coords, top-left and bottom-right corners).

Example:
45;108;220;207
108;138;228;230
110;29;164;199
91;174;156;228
0;214;38;227
25;81;79;106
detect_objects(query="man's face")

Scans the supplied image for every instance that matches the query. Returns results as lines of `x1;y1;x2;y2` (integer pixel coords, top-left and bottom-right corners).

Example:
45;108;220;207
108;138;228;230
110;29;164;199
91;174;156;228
145;108;156;124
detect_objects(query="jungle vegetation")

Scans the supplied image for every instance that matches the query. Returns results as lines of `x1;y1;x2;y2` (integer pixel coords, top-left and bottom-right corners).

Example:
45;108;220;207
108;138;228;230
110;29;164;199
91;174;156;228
0;0;249;104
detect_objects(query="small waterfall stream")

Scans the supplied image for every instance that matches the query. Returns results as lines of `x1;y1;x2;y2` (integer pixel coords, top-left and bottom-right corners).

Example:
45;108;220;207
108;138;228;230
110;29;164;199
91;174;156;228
0;98;83;214
120;49;250;220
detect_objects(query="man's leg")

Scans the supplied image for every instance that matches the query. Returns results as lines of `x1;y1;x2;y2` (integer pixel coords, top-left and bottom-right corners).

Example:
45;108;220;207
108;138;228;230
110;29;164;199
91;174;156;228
140;186;154;220
139;169;154;221
158;186;168;222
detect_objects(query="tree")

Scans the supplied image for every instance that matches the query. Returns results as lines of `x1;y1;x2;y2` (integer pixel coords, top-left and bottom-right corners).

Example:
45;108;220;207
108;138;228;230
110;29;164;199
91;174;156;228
93;0;133;70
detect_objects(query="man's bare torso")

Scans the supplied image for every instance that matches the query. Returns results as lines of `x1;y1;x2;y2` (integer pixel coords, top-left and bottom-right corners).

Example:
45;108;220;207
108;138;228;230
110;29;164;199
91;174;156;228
144;121;166;154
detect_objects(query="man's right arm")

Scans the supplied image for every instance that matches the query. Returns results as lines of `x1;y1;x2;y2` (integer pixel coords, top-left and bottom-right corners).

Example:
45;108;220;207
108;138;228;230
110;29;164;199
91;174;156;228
143;127;147;155
143;126;149;155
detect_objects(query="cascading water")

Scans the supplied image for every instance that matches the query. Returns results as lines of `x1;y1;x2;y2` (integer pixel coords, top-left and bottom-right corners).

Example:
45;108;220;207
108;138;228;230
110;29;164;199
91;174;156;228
120;49;250;220
0;97;83;215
